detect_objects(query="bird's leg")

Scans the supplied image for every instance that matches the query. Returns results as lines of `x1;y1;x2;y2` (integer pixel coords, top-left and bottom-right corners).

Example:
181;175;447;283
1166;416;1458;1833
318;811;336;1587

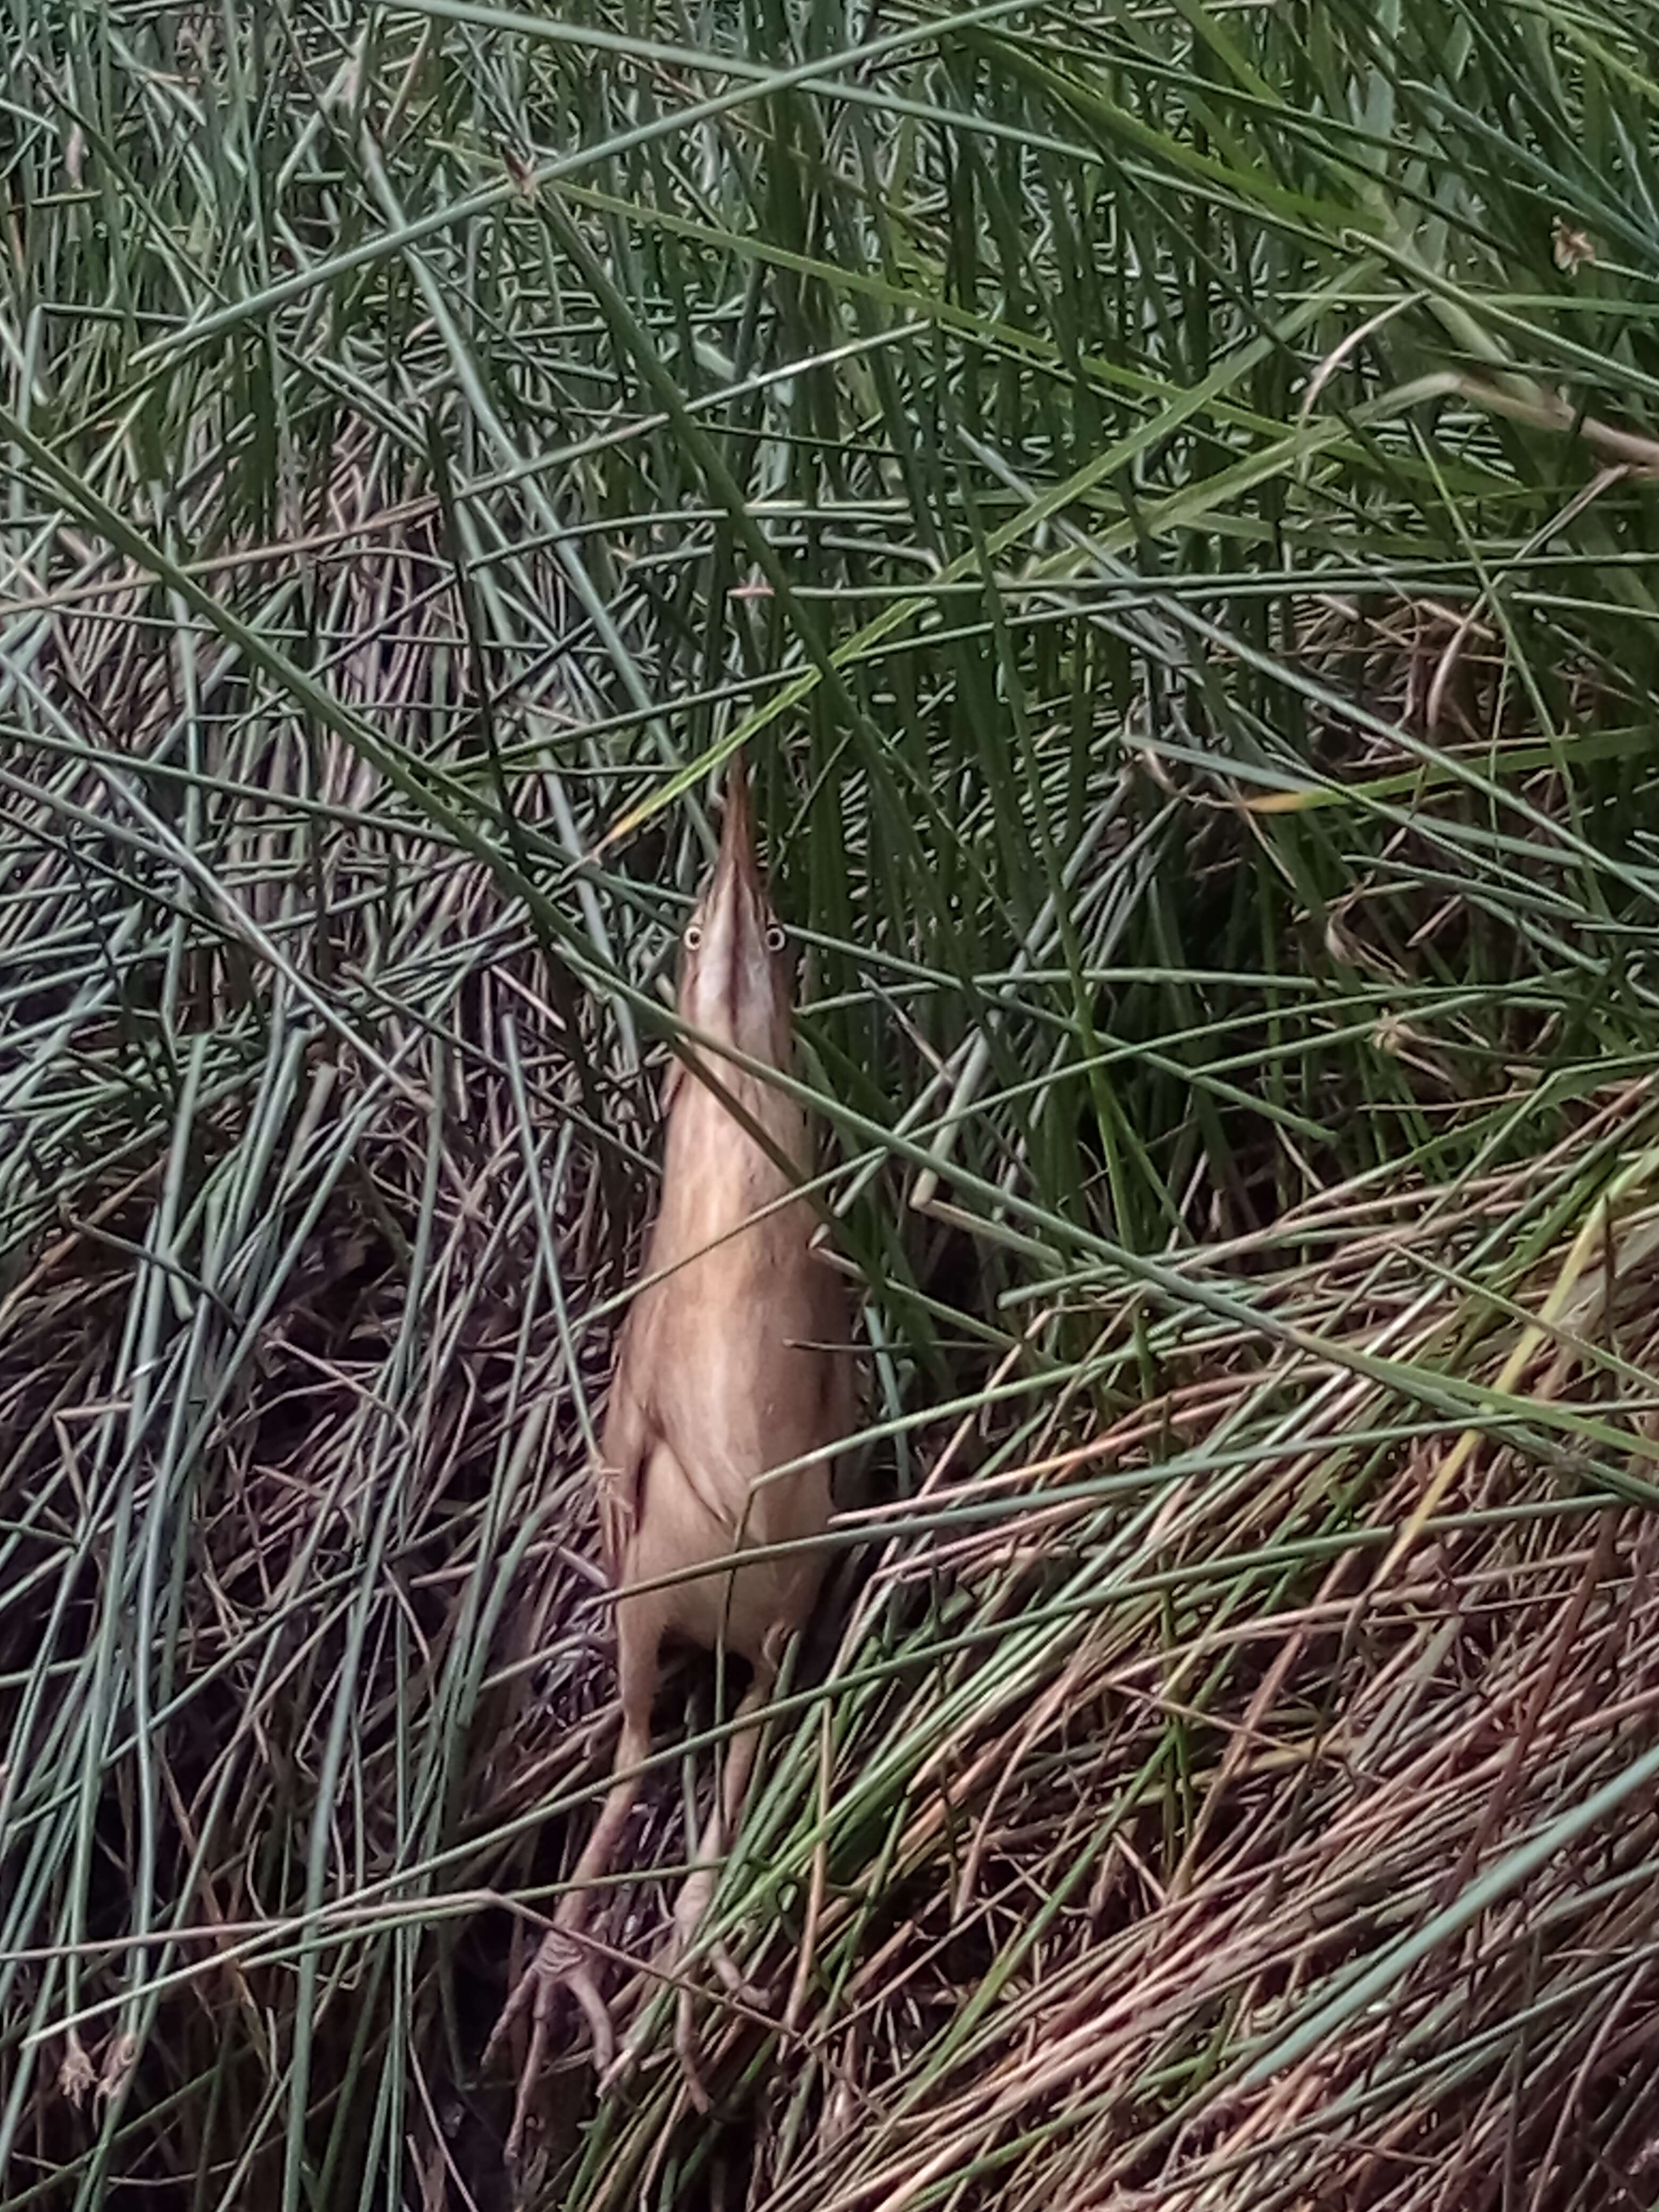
485;1735;642;2164
673;1660;775;1984
605;1649;780;2110
489;1618;660;2165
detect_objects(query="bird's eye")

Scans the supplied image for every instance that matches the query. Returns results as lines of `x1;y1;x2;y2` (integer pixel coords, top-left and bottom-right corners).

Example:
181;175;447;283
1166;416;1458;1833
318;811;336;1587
684;924;703;951
765;924;786;952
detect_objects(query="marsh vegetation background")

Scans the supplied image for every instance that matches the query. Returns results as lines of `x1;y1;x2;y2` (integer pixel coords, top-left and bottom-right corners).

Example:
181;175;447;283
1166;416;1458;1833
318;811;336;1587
6;2;1659;2206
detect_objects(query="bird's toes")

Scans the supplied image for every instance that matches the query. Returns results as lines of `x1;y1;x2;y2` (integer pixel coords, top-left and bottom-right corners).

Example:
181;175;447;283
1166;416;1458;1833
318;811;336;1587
490;1929;631;2169
674;1985;714;2114
564;1958;618;2076
596;2031;642;2101
707;1937;767;2009
671;1871;716;1949
488;1927;616;2091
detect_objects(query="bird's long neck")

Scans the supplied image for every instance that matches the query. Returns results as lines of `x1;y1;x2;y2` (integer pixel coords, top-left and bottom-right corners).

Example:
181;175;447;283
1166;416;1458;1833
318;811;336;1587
657;1051;810;1241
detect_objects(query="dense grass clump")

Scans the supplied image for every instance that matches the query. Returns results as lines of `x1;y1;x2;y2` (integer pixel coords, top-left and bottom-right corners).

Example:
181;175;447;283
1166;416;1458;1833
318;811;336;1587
7;2;1659;2205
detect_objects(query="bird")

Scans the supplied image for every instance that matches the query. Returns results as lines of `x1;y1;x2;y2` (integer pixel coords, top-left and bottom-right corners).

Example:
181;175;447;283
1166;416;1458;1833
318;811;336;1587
487;750;854;2164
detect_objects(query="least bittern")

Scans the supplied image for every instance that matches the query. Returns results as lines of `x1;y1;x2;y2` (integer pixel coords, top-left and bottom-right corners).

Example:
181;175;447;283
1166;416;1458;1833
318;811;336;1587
488;754;852;2160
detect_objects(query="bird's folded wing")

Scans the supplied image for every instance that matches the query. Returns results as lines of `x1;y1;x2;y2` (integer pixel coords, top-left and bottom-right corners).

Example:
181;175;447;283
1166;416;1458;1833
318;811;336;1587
594;1347;651;1584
